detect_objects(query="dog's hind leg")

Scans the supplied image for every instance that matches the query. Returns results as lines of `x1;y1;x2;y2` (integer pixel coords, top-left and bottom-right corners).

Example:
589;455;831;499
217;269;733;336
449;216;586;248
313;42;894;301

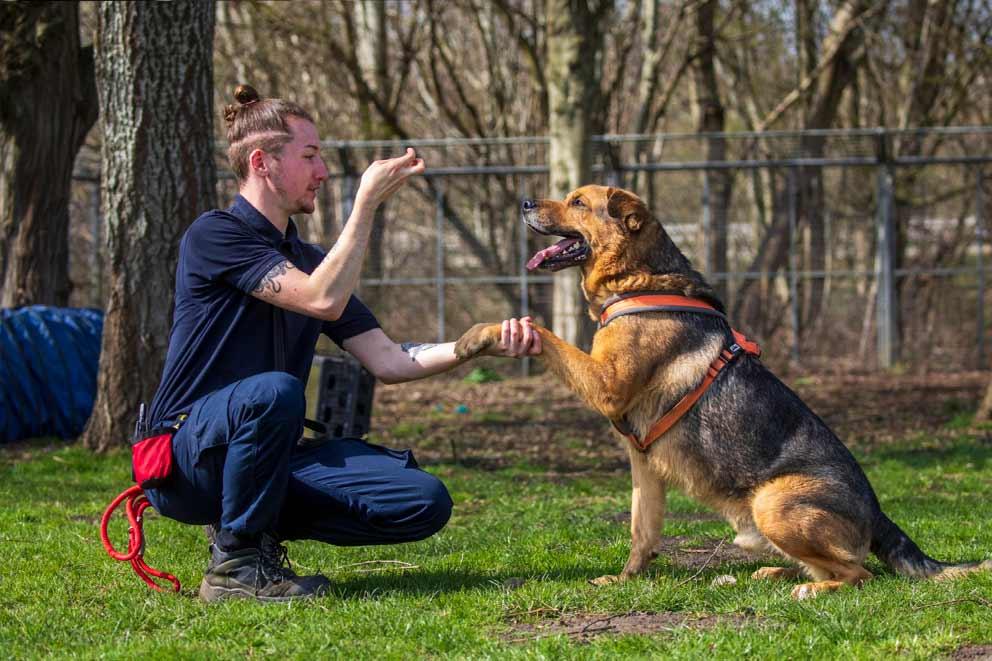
751;475;873;600
591;449;666;586
752;566;805;581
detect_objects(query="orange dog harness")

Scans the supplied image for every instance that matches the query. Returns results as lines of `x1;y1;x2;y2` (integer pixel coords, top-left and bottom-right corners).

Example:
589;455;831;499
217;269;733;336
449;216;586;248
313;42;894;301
598;293;761;452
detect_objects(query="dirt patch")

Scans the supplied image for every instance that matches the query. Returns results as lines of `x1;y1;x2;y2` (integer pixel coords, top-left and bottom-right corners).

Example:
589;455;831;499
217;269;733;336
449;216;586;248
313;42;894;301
605;510;723;524
949;645;992;660
654;535;773;570
370;371;990;470
507;610;755;643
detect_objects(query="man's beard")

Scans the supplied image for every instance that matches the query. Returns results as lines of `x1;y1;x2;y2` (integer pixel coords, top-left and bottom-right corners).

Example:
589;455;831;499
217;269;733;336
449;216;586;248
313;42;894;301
272;175;315;215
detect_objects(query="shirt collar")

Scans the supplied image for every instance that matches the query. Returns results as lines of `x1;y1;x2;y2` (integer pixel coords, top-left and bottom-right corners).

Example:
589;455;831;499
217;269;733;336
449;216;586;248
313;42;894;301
230;194;299;247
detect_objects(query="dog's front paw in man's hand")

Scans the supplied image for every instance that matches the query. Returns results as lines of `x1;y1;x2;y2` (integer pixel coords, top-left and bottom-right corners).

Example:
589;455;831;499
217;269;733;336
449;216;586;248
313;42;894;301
455;323;502;359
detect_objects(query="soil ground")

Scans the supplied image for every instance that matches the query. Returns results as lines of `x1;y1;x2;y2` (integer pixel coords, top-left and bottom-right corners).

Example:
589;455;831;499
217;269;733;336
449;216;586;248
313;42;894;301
371;369;991;471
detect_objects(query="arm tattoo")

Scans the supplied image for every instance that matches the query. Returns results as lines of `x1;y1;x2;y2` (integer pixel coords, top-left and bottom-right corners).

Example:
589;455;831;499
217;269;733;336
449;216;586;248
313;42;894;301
401;342;438;362
253;260;295;297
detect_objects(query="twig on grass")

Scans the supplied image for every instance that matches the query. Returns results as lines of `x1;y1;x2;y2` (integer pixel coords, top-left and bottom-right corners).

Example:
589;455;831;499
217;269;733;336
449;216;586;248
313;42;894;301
578;613;623;634
673;539;726;589
332;559;420;573
910;597;992;611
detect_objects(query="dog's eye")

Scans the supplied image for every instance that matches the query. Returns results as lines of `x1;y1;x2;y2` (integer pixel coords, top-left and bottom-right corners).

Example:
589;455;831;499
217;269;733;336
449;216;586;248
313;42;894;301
570;198;585;208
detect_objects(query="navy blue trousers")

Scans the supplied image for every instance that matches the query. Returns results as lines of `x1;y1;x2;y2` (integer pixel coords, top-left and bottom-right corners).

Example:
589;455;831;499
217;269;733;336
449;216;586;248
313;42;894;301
144;372;452;545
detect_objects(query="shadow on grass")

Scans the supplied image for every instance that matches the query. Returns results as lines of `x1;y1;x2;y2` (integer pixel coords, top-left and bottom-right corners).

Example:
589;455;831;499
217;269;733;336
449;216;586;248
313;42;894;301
324;548;782;599
866;436;992;471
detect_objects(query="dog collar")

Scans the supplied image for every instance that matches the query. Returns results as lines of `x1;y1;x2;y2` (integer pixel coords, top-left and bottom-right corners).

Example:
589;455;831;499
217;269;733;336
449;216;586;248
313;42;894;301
599;292;727;328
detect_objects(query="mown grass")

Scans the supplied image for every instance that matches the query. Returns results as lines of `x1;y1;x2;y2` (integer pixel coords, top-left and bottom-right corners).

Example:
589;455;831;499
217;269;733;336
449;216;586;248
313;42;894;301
1;426;991;659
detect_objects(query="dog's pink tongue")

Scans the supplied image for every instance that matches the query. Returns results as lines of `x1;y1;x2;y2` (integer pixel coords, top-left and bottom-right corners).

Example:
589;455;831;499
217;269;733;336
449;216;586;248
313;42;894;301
527;238;578;270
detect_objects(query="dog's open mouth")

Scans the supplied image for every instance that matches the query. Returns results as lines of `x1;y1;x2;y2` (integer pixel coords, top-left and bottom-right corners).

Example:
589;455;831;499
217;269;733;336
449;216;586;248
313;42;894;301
525;223;591;271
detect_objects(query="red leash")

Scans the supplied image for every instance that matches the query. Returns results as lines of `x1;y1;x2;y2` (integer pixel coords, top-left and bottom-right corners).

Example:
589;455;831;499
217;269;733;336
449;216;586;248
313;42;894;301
99;485;181;592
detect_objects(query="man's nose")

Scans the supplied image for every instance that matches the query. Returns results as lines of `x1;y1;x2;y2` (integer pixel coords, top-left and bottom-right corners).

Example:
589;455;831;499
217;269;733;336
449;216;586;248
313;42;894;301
315;158;329;182
521;199;537;212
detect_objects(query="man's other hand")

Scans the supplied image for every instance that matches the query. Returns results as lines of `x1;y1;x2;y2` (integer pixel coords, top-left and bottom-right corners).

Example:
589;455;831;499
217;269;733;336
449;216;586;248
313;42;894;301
487;316;542;358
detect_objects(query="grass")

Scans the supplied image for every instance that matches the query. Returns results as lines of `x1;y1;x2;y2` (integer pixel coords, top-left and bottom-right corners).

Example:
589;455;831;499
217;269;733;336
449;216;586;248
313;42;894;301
1;428;991;659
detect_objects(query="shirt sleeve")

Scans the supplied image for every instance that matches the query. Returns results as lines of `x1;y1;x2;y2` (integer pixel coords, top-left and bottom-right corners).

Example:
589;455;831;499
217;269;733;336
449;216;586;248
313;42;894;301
182;212;286;294
322;295;381;347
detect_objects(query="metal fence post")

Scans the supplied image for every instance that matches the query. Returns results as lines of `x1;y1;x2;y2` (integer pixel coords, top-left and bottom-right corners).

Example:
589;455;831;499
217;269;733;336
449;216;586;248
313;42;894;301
976;168;987;365
435;183;446;344
517;181;531;377
339;175;354;228
701;172;712;276
787;167;801;362
875;132;900;368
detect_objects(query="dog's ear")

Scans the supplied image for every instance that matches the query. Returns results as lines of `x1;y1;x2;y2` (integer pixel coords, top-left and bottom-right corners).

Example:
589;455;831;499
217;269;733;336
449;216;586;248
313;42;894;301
606;187;649;232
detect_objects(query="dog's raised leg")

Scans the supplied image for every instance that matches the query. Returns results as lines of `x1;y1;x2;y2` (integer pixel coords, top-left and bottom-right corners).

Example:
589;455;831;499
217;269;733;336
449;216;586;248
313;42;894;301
591;447;666;586
455;323;644;423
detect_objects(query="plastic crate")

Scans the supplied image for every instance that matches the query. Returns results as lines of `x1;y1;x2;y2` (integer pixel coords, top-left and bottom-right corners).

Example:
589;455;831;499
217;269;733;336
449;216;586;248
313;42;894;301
304;355;375;439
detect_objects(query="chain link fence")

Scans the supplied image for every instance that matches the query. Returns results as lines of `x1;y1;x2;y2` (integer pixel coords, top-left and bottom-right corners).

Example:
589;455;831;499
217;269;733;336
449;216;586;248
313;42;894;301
70;127;991;372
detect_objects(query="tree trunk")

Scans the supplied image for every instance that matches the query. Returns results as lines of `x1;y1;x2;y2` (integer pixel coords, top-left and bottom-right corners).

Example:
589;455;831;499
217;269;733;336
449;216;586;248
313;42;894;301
0;2;98;308
691;0;733;305
546;0;608;349
81;1;216;451
978;378;992;423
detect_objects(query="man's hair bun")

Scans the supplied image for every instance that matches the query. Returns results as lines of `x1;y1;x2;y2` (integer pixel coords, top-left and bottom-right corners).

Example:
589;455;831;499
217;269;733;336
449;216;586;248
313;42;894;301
224;84;262;125
234;84;260;106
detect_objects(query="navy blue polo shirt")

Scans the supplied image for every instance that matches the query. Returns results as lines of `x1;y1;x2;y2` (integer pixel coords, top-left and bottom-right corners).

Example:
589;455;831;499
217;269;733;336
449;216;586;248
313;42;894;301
148;195;380;425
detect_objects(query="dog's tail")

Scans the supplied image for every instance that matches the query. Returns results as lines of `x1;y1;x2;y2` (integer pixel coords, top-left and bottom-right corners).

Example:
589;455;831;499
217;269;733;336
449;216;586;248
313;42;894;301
871;511;991;579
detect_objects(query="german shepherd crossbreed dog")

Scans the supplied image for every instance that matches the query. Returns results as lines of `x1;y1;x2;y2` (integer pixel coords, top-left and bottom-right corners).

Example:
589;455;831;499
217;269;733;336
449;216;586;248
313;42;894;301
455;185;990;599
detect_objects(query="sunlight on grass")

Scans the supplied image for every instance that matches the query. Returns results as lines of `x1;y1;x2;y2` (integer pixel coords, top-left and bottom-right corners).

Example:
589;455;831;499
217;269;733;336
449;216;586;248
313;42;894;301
1;431;991;659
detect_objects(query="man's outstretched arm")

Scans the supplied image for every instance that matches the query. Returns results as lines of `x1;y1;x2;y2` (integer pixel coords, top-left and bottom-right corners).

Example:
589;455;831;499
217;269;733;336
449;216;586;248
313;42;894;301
342;318;541;385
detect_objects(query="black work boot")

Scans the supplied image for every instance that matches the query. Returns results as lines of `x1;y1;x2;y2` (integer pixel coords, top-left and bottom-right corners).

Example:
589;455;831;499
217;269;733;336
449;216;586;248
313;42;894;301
198;533;330;603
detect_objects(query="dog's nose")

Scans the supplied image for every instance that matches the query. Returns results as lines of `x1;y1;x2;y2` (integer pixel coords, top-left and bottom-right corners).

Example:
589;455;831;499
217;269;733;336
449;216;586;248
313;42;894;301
521;199;537;212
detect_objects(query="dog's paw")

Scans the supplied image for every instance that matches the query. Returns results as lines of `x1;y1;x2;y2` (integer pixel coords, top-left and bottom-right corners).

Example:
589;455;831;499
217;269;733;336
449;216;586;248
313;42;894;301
454;323;501;359
589;574;624;587
790;583;818;600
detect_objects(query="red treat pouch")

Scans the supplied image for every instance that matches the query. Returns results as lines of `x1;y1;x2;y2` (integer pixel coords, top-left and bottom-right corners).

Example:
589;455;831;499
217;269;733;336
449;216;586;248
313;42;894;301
131;428;176;489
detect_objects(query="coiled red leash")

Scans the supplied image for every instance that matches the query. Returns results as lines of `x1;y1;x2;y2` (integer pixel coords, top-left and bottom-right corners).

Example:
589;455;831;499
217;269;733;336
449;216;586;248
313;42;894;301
100;485;181;592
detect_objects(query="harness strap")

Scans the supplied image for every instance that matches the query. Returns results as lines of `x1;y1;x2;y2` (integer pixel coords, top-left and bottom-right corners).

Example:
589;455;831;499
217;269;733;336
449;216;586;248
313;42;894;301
100;485;181;592
599;294;760;452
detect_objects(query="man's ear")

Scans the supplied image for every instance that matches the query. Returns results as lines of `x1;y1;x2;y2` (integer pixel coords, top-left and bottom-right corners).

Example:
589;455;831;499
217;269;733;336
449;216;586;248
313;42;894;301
606;187;648;232
248;148;268;176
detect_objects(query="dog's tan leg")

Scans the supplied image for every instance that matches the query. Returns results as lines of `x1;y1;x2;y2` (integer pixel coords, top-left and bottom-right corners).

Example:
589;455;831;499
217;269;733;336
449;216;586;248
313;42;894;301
751;566;804;581
751;475;873;600
529;327;647;421
591;448;666;586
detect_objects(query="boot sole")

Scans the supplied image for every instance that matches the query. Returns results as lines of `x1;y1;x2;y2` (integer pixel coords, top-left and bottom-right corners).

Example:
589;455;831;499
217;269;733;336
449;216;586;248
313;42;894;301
198;579;327;603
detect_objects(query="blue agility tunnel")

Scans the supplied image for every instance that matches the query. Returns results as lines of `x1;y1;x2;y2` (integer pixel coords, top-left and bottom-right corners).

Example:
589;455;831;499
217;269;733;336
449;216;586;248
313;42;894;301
0;306;104;443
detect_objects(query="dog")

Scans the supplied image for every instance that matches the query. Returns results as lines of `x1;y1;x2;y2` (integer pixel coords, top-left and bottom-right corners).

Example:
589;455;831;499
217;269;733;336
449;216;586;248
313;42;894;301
454;185;990;599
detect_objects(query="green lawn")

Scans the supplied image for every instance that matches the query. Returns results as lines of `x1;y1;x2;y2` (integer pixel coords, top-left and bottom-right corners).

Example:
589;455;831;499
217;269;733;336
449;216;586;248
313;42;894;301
1;428;991;659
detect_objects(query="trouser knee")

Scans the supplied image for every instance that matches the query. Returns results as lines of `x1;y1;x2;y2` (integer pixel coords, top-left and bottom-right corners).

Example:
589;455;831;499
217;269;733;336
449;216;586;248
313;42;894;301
401;474;453;542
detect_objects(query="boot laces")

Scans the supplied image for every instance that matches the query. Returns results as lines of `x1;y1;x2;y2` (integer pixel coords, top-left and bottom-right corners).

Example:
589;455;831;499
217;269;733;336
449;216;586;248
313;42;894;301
259;535;294;583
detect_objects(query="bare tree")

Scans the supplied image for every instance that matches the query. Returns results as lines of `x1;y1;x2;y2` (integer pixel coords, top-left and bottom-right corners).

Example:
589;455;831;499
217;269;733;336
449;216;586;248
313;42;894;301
691;0;733;304
546;0;611;347
0;1;97;307
726;0;875;335
978;379;992;423
81;0;216;451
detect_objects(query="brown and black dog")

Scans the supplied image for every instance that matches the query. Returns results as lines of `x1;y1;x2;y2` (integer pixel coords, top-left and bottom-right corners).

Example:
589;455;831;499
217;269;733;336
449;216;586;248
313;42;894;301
455;185;990;599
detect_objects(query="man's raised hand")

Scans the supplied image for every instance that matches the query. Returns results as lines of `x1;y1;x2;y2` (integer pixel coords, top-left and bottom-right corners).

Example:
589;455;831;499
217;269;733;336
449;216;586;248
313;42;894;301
356;148;426;207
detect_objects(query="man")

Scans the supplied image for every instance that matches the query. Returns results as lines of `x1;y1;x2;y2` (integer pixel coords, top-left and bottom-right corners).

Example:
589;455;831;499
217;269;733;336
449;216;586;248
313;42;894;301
143;85;540;602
